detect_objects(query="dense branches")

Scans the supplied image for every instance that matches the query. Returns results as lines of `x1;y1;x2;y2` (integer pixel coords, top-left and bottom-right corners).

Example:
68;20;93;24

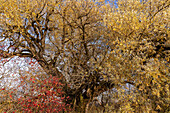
0;0;169;112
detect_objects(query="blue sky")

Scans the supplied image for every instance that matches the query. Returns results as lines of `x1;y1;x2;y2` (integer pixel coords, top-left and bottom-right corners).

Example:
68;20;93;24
105;0;118;8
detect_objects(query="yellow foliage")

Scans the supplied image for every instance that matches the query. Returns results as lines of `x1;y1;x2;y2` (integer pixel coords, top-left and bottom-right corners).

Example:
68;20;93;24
0;0;169;112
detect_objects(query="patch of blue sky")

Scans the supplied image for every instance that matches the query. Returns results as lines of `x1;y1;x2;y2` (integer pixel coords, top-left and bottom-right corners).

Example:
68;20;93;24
105;0;118;8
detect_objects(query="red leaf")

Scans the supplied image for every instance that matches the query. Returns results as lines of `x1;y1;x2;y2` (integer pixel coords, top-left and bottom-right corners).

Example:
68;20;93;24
9;95;12;98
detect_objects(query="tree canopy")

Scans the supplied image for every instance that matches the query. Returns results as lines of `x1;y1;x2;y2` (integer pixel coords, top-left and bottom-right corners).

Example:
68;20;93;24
0;0;169;112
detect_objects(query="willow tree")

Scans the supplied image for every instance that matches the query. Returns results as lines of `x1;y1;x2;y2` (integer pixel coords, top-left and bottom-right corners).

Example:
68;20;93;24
0;0;113;112
104;0;169;112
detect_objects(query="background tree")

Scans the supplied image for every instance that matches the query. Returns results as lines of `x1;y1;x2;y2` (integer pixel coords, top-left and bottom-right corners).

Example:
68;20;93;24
103;0;169;112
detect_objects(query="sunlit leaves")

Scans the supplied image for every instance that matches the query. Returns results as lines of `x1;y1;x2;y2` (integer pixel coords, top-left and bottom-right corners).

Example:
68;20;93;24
0;0;169;112
104;0;169;112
